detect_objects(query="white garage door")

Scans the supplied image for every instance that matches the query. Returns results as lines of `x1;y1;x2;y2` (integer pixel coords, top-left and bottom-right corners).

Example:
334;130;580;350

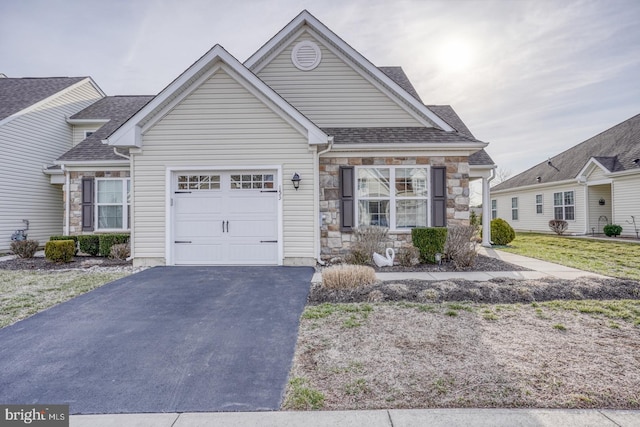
172;171;279;265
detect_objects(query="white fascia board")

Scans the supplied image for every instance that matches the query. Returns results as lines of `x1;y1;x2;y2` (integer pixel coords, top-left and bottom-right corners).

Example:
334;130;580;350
105;123;141;147
66;118;109;125
328;142;487;152
491;179;578;195
0;77;103;128
54;160;129;167
42;167;63;175
244;11;454;132
608;168;640;178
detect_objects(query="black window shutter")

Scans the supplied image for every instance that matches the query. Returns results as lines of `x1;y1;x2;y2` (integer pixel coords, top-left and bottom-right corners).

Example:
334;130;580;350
82;177;94;231
339;166;354;231
431;166;447;227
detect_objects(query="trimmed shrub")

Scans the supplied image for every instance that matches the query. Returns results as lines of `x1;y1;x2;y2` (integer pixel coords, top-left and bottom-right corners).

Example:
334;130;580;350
98;233;130;257
44;240;75;263
444;225;478;269
411;227;448;263
109;243;130;260
50;235;78;255
548;220;568;235
322;264;377;289
78;235;100;256
491;218;516;245
345;226;388;265
10;239;39;258
604;224;623;237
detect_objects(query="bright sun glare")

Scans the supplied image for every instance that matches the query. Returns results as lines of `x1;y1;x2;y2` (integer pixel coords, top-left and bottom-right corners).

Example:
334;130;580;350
437;38;475;73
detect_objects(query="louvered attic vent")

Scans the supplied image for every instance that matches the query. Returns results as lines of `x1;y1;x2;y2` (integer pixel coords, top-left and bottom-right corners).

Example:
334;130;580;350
291;40;321;71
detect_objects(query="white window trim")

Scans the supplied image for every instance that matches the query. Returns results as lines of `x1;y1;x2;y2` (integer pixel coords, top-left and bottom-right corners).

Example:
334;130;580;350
84;130;95;138
511;197;519;221
553;190;575;221
354;165;431;231
491;199;497;220
535;194;543;215
95;178;131;231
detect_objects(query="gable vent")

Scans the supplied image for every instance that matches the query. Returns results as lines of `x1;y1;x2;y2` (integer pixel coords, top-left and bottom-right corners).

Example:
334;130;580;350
291;41;321;71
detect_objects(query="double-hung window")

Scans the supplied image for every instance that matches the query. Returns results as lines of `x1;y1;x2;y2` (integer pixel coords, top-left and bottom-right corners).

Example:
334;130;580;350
356;167;429;229
96;178;131;230
511;197;519;220
535;194;543;214
491;200;497;219
553;191;575;220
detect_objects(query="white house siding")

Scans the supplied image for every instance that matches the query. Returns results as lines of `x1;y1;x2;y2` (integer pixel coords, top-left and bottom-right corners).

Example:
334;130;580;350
586;184;611;234
492;183;586;235
0;80;103;251
612;174;640;237
256;31;423;128
133;69;316;265
72;124;101;146
586;165;608;182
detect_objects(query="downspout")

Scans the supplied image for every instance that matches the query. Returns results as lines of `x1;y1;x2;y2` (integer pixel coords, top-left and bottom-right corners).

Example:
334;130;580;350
482;167;496;247
63;165;70;236
113;147;130;160
315;136;334;265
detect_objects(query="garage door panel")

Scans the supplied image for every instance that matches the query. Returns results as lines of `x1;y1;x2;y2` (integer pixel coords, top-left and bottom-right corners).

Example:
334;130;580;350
172;170;279;265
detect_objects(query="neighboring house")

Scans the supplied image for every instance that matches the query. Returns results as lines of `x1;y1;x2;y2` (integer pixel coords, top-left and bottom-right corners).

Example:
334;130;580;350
491;114;640;237
50;10;494;266
0;76;104;251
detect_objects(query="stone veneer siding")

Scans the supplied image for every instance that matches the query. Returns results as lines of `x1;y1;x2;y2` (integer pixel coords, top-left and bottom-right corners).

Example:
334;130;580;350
319;156;470;260
66;170;130;234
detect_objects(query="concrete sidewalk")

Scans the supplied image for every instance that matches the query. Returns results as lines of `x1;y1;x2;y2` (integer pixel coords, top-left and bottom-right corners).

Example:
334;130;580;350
70;408;640;426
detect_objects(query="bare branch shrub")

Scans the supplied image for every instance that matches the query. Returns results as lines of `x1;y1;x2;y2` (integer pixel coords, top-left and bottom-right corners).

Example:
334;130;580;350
548;220;568;235
109;243;130;260
10;239;39;258
397;246;421;267
345;226;388;265
322;265;377;289
444;225;478;269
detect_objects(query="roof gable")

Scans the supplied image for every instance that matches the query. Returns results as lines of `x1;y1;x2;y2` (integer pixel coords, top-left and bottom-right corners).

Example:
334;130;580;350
0;77;104;124
106;45;328;148
244;10;453;131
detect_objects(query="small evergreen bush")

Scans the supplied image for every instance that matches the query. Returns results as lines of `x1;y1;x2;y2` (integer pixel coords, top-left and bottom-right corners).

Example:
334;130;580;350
10;239;39;258
411;227;448;263
98;233;130;257
604;224;622;237
491;218;516;245
45;240;75;263
78;235;100;256
50;235;78;255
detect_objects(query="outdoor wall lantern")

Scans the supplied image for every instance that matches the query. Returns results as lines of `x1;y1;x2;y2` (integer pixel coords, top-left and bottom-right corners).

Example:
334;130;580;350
291;173;301;190
599;198;606;206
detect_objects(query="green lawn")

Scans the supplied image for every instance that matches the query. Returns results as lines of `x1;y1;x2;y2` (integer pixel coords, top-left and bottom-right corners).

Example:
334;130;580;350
0;270;128;328
499;233;640;280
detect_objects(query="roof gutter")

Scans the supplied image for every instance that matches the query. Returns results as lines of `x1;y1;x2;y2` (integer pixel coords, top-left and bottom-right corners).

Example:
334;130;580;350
328;142;488;152
113;147;131;160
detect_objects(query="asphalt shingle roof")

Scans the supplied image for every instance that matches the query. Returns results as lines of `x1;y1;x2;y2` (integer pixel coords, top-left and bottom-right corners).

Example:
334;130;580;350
322;127;483;145
58;96;154;162
378;66;422;102
493;113;640;191
0;77;86;120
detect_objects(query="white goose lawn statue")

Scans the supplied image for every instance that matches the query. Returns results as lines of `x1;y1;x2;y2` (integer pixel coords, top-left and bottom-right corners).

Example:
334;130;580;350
373;247;396;267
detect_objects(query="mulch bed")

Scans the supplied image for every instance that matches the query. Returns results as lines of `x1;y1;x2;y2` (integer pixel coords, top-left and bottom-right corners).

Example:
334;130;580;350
0;256;131;271
373;254;530;272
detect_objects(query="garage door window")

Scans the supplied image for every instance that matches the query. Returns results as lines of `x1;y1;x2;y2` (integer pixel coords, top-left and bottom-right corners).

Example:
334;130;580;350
177;175;220;190
230;174;274;190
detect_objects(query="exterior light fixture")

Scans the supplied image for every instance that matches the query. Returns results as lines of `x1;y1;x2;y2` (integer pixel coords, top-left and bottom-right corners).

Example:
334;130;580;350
291;173;301;190
599;198;605;206
434;253;442;265
536;176;541;183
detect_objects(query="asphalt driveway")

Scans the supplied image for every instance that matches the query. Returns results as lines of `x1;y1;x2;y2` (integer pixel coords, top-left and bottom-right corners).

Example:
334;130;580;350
0;266;313;414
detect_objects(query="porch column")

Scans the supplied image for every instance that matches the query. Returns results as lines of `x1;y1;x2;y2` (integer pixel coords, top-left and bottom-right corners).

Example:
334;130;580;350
482;175;492;247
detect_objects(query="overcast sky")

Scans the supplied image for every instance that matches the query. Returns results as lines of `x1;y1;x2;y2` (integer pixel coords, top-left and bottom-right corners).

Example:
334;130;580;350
2;0;639;179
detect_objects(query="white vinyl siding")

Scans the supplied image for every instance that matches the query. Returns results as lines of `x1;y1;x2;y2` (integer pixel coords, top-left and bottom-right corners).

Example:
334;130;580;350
135;69;316;263
256;32;423;128
612;174;640;237
0;80;103;251
586;165;609;182
587;184;611;234
72;124;100;146
492;184;585;234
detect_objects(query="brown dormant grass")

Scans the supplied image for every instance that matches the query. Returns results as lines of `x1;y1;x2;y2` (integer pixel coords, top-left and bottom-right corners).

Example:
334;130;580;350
322;265;377;289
